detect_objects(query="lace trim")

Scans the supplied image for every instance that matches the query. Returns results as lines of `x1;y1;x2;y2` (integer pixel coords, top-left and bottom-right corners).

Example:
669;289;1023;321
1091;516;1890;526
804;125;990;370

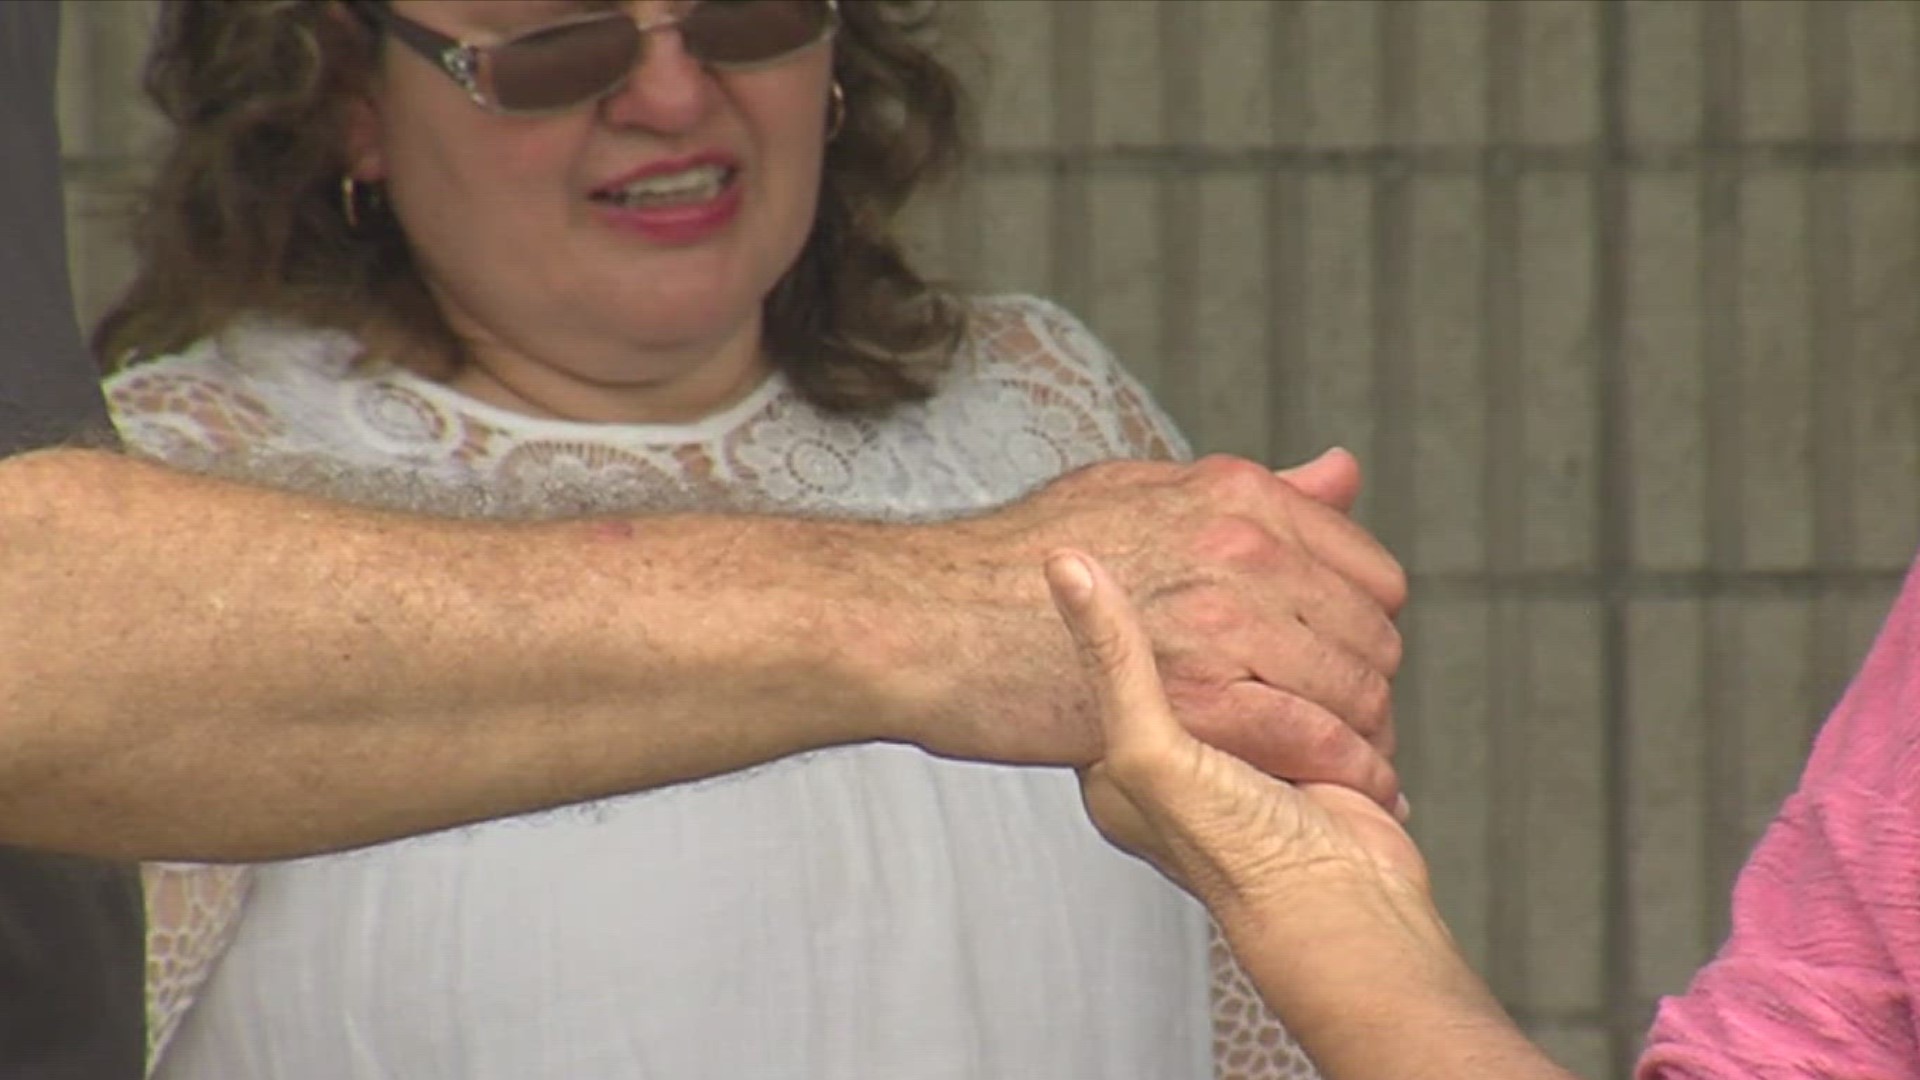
1210;919;1319;1079
143;863;252;1075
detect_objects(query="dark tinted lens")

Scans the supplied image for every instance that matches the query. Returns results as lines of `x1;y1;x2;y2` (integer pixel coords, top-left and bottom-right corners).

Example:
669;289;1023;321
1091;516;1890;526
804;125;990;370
682;0;830;67
489;16;641;111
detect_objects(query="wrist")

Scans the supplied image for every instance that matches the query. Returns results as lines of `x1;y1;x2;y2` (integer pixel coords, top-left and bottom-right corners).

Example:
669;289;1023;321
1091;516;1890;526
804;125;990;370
780;516;959;747
1212;867;1532;1071
850;514;1093;766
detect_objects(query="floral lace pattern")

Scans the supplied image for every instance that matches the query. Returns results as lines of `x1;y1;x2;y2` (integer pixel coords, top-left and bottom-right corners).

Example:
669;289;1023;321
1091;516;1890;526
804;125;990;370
1211;922;1320;1079
109;294;1315;1079
141;864;251;1073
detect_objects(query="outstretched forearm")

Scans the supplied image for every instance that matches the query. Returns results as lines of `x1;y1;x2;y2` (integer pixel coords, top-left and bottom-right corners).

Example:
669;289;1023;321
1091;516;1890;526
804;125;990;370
4;446;1411;859
1213;876;1578;1080
0;449;935;859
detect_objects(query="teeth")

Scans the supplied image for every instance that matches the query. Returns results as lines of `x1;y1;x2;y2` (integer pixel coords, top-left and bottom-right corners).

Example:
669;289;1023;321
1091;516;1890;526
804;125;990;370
603;164;729;207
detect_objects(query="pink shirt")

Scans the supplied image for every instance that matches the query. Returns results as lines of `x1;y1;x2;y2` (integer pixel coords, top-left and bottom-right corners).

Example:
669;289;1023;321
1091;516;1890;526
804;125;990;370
1639;557;1920;1077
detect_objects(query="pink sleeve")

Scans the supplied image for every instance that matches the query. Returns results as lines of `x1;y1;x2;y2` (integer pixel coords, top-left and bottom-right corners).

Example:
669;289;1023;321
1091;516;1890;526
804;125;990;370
1637;557;1920;1079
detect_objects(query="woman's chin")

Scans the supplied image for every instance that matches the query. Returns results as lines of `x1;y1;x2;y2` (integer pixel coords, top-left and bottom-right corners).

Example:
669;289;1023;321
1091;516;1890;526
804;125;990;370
583;286;767;347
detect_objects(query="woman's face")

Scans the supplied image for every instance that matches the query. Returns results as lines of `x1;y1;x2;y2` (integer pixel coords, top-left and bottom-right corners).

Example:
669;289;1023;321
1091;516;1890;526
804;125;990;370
349;0;834;420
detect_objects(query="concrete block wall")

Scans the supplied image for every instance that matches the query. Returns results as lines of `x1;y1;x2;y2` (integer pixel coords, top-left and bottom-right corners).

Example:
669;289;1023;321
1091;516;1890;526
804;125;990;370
899;5;1920;1072
58;2;1920;1076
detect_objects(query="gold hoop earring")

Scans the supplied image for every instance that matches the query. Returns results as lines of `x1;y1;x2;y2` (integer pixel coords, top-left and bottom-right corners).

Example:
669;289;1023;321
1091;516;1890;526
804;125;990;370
340;175;362;230
826;80;846;142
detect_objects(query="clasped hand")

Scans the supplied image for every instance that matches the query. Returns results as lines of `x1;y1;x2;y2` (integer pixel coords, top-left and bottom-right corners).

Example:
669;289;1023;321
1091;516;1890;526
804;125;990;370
921;447;1407;812
1043;547;1427;923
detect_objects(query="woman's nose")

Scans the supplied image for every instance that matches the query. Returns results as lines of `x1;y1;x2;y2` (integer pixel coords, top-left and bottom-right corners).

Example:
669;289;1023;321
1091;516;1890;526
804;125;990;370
598;24;717;135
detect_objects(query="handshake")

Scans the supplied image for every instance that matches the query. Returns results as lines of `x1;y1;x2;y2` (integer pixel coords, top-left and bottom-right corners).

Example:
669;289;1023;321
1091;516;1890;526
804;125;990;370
1007;449;1580;1080
978;442;1421;900
903;445;1406;809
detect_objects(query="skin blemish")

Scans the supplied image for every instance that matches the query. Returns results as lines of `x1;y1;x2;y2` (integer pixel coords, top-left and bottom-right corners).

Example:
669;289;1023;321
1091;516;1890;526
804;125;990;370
586;519;636;542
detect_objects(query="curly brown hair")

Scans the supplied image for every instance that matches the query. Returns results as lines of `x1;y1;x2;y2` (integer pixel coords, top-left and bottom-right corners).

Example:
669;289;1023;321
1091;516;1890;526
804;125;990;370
95;0;968;415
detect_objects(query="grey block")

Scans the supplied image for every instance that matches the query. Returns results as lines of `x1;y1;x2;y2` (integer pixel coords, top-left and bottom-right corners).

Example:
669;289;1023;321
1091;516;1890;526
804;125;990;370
1194;0;1274;149
1846;173;1920;571
1408;175;1489;575
1303;0;1381;149
1625;0;1706;143
1741;0;1813;140
1296;175;1379;474
1402;597;1495;975
1519;173;1600;573
1191;173;1272;463
1734;599;1818;845
1519;0;1602;147
1512;599;1608;1013
56;0;163;162
973;171;1054;302
1088;0;1164;149
1736;174;1817;572
1086;174;1167;398
1624;174;1710;572
1624;601;1713;1003
1848;0;1920;139
1410;0;1490;146
974;0;1056;151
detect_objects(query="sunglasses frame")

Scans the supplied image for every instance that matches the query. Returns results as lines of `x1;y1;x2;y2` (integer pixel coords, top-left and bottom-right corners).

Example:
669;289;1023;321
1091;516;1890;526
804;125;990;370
343;0;841;116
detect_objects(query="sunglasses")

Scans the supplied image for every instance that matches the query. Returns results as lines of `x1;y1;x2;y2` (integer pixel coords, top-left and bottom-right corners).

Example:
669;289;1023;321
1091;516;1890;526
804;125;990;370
344;1;839;115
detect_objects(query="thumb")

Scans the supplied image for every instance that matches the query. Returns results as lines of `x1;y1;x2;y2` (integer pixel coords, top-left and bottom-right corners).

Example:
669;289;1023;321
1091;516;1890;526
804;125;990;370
1275;447;1363;512
1044;549;1182;754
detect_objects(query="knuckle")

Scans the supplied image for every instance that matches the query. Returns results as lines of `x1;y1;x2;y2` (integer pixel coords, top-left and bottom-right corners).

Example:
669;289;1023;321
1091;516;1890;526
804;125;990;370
1191;515;1281;568
1265;695;1343;762
1304;710;1357;763
1347;668;1394;736
1192;455;1275;501
1162;587;1246;638
1079;623;1129;668
1273;701;1380;783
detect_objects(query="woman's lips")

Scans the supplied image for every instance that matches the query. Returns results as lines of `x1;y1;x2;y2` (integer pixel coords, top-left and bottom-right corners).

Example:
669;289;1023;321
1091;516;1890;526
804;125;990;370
590;154;745;246
591;171;743;246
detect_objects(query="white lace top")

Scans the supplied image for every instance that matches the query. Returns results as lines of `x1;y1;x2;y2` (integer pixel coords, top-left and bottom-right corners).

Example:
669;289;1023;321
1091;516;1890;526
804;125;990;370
108;294;1317;1080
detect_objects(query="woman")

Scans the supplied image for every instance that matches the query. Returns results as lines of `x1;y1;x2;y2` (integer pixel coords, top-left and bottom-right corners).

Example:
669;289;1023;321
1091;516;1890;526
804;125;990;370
102;1;1322;1076
1057;537;1920;1077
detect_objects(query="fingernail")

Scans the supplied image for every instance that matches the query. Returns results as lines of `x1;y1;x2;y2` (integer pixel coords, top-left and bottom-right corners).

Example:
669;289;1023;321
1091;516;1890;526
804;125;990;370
1047;551;1094;604
1394;794;1413;823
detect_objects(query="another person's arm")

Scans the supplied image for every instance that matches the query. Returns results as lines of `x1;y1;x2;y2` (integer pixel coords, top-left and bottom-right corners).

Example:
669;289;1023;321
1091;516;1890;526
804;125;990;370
1047;548;1574;1080
2;445;1404;860
1636;560;1920;1078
